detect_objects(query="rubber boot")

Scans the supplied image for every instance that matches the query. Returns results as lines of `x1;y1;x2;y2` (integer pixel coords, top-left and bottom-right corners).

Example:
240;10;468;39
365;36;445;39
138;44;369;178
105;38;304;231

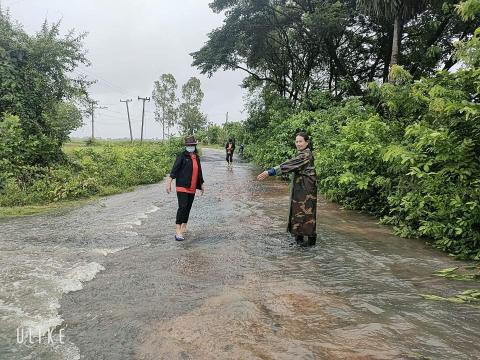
307;236;317;246
295;235;304;245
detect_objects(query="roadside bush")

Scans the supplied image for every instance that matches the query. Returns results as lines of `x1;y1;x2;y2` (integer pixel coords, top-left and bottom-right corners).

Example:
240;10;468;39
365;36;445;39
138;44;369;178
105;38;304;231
0;139;181;207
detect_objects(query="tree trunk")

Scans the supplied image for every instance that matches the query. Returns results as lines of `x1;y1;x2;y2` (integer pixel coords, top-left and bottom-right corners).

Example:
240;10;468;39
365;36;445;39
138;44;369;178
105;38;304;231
388;15;402;82
382;27;393;83
328;57;333;92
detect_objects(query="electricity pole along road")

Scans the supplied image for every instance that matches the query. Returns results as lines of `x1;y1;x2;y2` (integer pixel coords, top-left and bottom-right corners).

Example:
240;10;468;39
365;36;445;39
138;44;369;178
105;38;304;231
89;101;96;141
120;99;133;143
138;96;150;143
88;100;105;141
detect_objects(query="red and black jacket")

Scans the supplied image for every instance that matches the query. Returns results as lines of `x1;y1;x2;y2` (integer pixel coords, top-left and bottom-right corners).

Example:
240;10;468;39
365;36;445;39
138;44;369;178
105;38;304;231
225;142;235;153
169;151;204;190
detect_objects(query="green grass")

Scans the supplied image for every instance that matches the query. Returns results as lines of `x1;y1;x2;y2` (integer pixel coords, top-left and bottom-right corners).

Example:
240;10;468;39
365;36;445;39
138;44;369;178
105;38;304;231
63;141;88;154
63;139;140;154
0;198;92;217
1;139;181;217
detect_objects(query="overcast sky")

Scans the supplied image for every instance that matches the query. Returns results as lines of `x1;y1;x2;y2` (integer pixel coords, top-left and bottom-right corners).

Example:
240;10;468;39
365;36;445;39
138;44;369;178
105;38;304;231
3;0;246;139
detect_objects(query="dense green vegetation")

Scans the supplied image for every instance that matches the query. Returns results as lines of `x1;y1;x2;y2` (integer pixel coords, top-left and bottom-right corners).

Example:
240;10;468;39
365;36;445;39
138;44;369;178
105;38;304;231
196;121;247;146
241;64;480;260
193;0;479;100
0;9;90;168
194;0;480;260
0;132;181;208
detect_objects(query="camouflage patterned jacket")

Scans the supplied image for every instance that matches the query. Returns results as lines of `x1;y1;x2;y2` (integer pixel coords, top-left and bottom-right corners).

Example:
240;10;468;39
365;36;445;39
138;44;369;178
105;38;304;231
269;148;317;236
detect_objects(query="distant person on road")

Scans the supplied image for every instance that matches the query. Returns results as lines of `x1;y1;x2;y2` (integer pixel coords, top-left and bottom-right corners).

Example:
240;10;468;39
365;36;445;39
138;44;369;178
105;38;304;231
225;138;235;169
256;132;317;246
166;136;205;241
239;143;244;156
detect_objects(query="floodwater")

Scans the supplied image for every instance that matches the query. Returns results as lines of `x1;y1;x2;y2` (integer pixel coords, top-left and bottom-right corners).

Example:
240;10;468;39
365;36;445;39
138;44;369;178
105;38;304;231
1;148;479;359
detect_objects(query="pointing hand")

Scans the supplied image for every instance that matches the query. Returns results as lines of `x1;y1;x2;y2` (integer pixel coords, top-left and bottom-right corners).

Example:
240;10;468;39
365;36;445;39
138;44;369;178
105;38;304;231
257;171;269;181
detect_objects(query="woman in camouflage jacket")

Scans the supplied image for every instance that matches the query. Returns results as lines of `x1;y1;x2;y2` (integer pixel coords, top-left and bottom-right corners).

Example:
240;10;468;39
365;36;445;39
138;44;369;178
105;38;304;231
257;132;317;246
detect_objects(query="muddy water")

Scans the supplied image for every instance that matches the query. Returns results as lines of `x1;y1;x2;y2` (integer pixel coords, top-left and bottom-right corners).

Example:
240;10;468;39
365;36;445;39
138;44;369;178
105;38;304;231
1;148;479;359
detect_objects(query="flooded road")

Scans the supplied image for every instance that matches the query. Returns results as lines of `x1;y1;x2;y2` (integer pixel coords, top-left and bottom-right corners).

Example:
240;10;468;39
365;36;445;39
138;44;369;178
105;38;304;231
1;148;479;359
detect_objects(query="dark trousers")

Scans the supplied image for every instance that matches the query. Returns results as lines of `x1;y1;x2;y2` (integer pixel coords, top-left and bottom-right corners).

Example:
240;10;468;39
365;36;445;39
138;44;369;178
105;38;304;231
226;153;233;163
295;235;317;246
176;192;195;224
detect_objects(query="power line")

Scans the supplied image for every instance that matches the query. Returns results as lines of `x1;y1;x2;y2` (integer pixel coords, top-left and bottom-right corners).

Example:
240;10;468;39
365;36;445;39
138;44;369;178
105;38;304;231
80;68;129;94
96;112;123;119
101;108;122;115
4;0;28;7
72;69;128;96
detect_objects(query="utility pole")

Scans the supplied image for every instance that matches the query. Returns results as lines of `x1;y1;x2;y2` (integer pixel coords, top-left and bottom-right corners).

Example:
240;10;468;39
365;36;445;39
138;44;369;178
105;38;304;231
88;101;100;141
91;102;95;141
120;99;133;143
88;101;106;142
138;96;150;142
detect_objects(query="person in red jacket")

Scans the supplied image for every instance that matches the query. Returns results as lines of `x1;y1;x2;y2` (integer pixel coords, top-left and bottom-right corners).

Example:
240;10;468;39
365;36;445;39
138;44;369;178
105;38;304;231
225;138;235;169
166;136;205;241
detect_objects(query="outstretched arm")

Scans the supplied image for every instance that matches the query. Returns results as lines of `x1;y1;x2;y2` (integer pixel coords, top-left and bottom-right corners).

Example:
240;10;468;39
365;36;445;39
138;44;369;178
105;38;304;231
257;152;310;180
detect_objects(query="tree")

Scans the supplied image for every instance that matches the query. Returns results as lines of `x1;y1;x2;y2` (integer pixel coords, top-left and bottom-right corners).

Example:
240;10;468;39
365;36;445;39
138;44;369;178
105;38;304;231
357;0;428;80
0;9;91;165
178;77;207;135
192;0;353;101
152;74;178;140
192;1;415;98
43;101;83;144
401;0;480;79
193;0;478;106
455;0;480;67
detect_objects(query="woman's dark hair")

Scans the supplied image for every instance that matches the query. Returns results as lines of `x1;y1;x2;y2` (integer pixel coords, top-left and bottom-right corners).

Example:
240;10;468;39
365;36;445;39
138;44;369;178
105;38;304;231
296;131;313;150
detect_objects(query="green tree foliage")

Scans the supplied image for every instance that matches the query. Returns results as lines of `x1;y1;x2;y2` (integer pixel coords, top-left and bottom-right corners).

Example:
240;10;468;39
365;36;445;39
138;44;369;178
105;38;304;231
44;101;83;143
0;8;91;167
196;120;246;146
193;0;479;99
357;0;428;77
152;73;178;140
178;77;207;135
456;0;480;67
196;122;223;144
0;114;30;187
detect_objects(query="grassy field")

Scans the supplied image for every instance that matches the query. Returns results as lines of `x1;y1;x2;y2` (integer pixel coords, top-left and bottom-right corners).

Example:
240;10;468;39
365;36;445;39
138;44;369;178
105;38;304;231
0;199;93;217
63;138;165;153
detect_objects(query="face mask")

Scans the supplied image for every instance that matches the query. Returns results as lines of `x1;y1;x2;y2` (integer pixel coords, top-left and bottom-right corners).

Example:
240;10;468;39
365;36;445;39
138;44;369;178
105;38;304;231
186;146;196;153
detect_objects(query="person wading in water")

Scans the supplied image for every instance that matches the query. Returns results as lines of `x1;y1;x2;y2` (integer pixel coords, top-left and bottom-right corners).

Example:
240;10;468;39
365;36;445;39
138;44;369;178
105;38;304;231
225;138;235;170
257;132;317;246
166;136;205;241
